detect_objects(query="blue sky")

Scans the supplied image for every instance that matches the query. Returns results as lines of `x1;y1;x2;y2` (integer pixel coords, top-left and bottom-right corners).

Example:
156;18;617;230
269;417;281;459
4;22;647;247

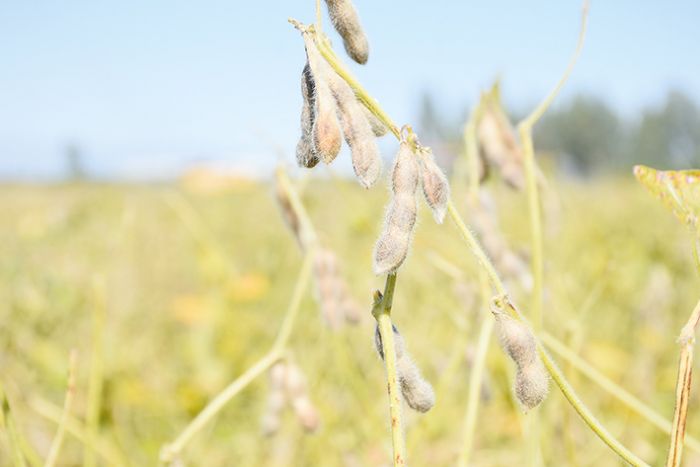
1;1;699;179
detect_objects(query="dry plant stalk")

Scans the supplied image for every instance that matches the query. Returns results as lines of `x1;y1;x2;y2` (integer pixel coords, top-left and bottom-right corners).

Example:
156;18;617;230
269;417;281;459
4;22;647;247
666;299;700;467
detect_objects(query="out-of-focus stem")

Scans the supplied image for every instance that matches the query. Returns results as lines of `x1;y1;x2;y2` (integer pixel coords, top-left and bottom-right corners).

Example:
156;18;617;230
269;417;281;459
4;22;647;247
160;253;314;464
372;274;406;466
45;350;78;467
84;277;106;467
542;332;700;454
457;272;494;467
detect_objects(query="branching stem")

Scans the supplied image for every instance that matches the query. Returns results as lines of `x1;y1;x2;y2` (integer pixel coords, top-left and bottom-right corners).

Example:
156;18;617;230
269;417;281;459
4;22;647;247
372;274;406;466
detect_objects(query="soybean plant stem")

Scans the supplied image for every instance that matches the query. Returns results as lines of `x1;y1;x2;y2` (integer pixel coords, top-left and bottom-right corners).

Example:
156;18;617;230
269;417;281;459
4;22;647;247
516;2;588;327
372;273;406;467
160;253;314;464
665;298;700;467
299;7;646;465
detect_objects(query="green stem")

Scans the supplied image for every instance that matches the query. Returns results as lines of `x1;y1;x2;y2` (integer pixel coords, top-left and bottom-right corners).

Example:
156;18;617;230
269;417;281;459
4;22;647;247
519;128;544;327
516;1;588;327
1;384;29;467
312;31;401;139
372;274;406;466
45;350;78;467
542;332;700;454
29;396;128;467
84;277;106;467
160;253;314;464
457;281;494;467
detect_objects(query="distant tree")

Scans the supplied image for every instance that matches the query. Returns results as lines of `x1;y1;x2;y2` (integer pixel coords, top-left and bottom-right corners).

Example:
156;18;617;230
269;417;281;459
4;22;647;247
627;90;700;169
65;143;86;181
534;95;622;176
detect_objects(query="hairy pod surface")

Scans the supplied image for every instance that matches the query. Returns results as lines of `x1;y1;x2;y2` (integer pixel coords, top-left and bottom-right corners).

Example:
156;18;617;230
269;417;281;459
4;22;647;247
296;63;320;168
373;143;419;274
374;323;405;360
397;355;435;413
313;247;362;328
493;311;549;408
302;35;342;163
274;174;302;246
515;359;549;410
325;66;381;188
418;148;450;223
477;108;525;190
374;324;434;412
361;105;388;136
324;0;369;64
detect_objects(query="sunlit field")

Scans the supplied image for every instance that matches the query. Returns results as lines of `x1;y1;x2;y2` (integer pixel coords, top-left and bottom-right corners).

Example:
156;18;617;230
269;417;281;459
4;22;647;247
2;174;699;466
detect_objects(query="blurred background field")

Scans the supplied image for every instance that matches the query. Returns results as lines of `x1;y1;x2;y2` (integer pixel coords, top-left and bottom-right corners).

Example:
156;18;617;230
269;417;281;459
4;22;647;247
2;172;700;466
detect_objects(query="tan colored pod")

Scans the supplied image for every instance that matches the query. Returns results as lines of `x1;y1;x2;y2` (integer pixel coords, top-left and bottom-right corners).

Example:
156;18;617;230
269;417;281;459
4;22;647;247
397;355;435;413
477;106;525;190
515;359;549;410
302;35;342;163
325;66;382;188
417;148;450;223
373;143;418;274
361;105;388;136
324;0;369;64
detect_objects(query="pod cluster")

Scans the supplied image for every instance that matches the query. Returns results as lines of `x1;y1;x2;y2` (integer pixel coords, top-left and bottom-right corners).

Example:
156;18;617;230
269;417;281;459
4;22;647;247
261;361;320;436
374;324;435;413
491;303;548;410
313;247;363;328
324;0;370;64
296;34;386;188
476;96;525;190
373;141;450;275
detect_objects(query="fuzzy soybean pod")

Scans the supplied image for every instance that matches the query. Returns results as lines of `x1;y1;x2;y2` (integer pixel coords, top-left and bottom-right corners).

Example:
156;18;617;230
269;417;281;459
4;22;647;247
325;67;382;188
260;362;288;436
418;148;450;223
296;63;320;168
324;0;369;64
302;35;342;164
493;311;549;409
373;142;418;275
374;324;435;413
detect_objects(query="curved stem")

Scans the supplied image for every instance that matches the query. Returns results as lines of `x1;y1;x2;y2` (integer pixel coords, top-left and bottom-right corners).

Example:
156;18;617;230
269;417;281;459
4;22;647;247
542;332;700;454
518;1;589;129
160;253;314;464
372;274;406;466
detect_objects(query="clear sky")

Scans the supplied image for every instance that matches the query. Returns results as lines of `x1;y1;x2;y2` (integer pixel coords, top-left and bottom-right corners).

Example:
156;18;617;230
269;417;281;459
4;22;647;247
1;1;699;179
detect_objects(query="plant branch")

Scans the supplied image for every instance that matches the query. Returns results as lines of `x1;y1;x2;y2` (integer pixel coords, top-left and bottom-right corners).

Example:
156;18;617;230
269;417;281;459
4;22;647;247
372;273;406;466
542;331;700;454
295;8;645;464
666;298;700;467
516;1;588;327
160;252;314;464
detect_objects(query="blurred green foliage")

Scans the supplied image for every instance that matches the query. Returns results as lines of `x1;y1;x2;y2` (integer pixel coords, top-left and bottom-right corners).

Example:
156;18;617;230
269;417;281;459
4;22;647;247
0;175;699;466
